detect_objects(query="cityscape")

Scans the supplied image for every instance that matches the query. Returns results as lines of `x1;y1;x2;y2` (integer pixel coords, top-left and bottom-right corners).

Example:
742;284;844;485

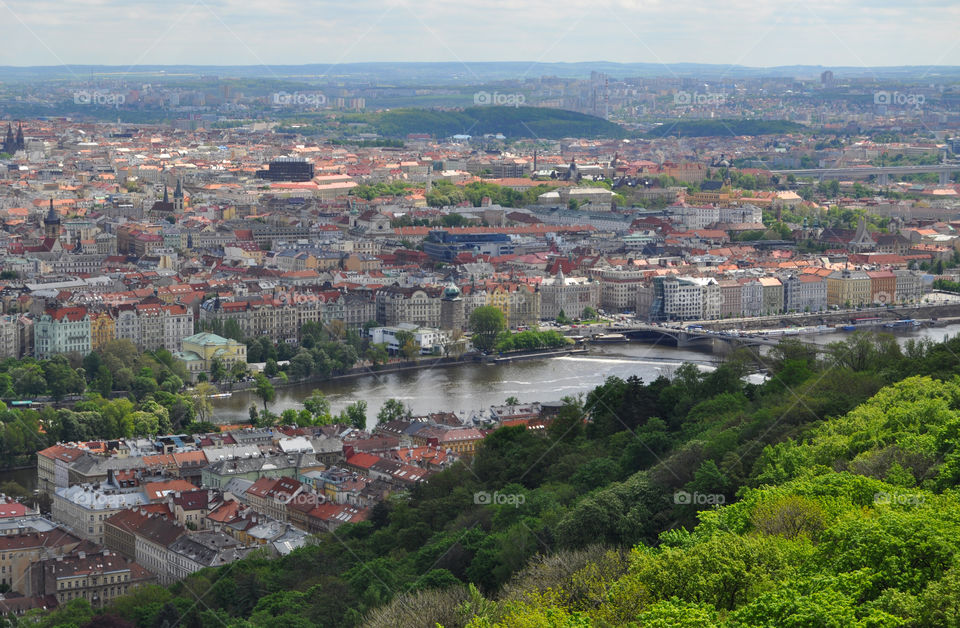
1;1;960;626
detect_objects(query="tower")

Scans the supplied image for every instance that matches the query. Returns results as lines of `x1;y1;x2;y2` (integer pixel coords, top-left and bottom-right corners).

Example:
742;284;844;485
14;123;24;151
44;199;60;241
2;124;13;154
440;284;465;331
173;178;184;212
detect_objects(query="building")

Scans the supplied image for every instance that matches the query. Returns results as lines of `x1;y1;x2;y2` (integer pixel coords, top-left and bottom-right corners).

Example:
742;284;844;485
539;270;600;320
375;286;442;328
33;306;90;359
827;270;871;308
52;485;148;545
783;275;827;313
866;270;897;305
646;276;720;321
759;277;784;315
893;270;925;304
174;333;247;383
166;532;249;582
28;549;154;608
368;324;448;355
594;266;646;312
0;530;83;593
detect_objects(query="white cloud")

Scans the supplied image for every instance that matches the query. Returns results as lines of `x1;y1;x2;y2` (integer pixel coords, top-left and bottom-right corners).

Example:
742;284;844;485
0;0;957;67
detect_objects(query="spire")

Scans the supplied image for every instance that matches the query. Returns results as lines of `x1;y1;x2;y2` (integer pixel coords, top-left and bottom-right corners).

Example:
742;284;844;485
163;185;169;204
14;122;23;150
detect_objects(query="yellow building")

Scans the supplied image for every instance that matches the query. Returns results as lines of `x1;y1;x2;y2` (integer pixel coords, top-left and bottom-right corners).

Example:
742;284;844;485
827;270;871;307
90;312;116;351
175;332;247;382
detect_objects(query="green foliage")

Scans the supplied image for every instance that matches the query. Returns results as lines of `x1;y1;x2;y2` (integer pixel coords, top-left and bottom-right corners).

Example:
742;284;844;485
643;119;807;139
366;106;626;139
494;330;571;353
85;331;960;627
470;306;507;353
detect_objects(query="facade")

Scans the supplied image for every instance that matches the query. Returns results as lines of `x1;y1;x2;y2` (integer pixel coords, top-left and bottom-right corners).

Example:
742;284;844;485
783;275;827;313
594;266;647;312
33;306;90;359
659;276;720;321
893;270;925;304
867;270;897;305
375;286;443;328
827;270;872;307
539;270;601;320
175;332;247;383
52;485;148;545
166;532;249;582
28;549;154;608
759;277;784;315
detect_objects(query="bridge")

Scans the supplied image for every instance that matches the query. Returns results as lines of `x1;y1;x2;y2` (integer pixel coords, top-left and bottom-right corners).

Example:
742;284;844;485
770;163;960;185
597;324;827;354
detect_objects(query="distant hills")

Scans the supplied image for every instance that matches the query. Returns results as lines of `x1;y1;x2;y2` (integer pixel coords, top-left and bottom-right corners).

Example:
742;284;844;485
1;62;959;82
365;106;627;140
642;119;809;139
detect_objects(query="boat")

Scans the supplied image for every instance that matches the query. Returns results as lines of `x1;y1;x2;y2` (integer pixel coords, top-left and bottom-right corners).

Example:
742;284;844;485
207;392;232;399
590;333;628;343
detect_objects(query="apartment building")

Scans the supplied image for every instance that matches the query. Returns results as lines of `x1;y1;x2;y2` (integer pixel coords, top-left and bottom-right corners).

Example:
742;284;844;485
34;306;90;358
539;270;601;320
783;275;827;313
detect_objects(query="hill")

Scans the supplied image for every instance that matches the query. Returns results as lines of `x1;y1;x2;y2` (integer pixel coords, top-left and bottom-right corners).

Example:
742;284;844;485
32;332;960;627
365;106;627;139
643;119;808;138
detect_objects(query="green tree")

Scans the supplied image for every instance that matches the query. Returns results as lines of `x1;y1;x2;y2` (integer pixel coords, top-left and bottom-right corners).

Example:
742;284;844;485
254;373;275;411
377;398;410;424
339;400;368;429
469;305;507;353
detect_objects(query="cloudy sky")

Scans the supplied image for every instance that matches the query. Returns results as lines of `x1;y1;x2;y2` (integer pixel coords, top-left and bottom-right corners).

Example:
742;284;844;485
0;0;958;69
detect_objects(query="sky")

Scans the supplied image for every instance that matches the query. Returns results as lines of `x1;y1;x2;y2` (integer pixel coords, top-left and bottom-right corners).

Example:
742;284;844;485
0;0;958;70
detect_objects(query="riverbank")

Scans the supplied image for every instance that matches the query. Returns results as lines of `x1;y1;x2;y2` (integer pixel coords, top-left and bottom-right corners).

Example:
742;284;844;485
215;345;587;395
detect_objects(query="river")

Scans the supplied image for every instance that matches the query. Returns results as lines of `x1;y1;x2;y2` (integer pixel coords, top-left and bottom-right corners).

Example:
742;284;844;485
4;323;957;490
210;322;960;427
210;342;725;425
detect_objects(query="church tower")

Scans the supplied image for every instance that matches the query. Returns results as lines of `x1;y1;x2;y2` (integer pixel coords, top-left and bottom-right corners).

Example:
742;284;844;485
44;199;61;241
173;178;184;212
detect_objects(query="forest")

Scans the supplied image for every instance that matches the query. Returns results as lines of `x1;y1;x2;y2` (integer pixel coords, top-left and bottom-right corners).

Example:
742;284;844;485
20;331;960;627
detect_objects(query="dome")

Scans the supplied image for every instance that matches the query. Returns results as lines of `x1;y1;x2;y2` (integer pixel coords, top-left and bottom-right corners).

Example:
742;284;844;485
443;284;461;299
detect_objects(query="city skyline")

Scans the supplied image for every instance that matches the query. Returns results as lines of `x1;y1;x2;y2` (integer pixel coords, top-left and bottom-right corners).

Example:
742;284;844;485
1;0;958;69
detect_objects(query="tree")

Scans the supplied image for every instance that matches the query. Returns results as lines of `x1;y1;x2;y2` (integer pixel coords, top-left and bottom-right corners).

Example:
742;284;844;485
366;343;389;366
339;400;368;430
401;338;420;360
377;398;410;424
303;390;332;423
191;382;216;423
254;374;275;411
210;359;227;382
290;350;314;380
582;306;598;320
556;310;572;325
469;306;506;353
505;396;520;406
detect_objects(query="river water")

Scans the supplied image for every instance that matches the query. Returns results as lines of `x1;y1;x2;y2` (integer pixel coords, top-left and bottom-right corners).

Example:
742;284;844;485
210;322;960;426
5;323;957;490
